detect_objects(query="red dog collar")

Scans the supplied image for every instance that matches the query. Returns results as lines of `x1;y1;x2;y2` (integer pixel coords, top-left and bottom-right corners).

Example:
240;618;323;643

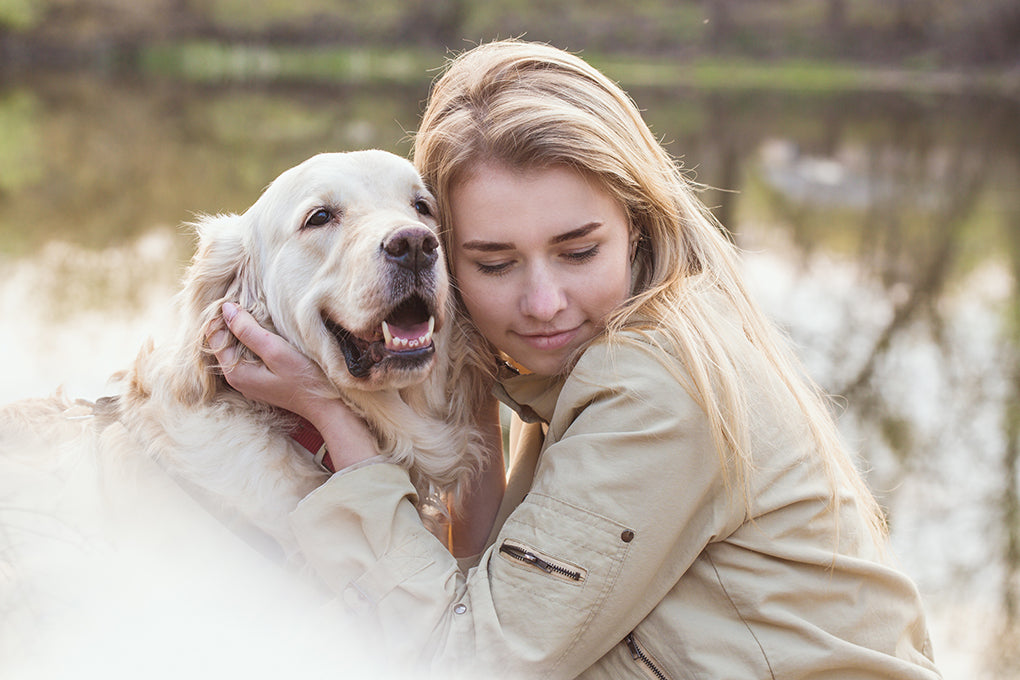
289;417;335;473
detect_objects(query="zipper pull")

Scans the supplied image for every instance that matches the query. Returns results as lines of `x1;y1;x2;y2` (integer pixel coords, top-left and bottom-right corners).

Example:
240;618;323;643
527;553;557;574
624;632;670;680
500;543;553;573
497;541;586;582
625;632;641;659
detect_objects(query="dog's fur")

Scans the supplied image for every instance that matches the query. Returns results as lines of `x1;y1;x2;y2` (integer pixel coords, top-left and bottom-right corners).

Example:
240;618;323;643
0;150;485;574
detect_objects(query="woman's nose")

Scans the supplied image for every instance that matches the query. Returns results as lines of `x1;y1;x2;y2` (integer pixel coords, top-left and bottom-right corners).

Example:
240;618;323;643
520;265;567;322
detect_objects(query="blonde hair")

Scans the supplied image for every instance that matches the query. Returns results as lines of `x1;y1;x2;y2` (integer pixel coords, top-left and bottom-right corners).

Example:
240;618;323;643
413;39;887;544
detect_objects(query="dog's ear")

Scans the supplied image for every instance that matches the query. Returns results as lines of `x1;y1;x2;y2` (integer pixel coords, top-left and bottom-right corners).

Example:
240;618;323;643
171;212;269;404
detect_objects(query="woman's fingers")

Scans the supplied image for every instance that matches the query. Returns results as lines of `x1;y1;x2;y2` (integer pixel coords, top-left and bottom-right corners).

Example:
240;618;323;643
210;302;331;415
207;321;237;369
208;302;380;467
215;302;292;372
221;302;279;363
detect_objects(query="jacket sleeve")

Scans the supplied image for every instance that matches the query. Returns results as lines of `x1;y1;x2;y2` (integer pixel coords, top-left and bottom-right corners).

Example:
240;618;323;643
288;337;743;678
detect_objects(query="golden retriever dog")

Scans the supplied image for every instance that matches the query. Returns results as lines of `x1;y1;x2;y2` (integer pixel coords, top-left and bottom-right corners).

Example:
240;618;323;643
0;151;485;674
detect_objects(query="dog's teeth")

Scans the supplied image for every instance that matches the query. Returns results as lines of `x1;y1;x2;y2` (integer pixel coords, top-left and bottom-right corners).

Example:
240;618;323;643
382;316;436;352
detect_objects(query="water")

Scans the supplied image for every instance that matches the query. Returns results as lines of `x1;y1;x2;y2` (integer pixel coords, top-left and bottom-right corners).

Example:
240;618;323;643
1;67;1018;677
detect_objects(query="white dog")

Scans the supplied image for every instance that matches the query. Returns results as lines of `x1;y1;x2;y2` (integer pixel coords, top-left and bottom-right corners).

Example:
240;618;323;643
0;151;486;675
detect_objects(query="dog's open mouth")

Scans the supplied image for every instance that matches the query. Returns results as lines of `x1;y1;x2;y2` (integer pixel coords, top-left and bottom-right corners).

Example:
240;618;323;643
324;295;437;379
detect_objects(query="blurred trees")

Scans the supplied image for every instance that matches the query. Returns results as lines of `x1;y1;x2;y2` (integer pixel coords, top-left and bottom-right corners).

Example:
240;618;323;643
1;0;1017;69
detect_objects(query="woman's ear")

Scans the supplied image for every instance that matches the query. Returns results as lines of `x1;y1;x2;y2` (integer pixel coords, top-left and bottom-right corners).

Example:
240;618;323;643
628;225;654;294
629;229;641;262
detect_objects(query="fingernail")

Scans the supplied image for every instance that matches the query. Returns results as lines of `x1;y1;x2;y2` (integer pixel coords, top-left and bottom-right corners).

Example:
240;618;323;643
222;301;238;322
207;329;226;349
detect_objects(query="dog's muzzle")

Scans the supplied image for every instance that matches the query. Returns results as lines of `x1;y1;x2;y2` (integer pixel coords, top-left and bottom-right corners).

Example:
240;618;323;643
324;226;444;379
324;294;437;379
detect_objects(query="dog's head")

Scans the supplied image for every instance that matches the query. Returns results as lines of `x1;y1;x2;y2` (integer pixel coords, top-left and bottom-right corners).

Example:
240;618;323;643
181;150;449;401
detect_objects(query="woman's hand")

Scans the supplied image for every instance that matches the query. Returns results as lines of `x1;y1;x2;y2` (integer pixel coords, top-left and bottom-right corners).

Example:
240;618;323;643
210;302;380;469
210;303;328;416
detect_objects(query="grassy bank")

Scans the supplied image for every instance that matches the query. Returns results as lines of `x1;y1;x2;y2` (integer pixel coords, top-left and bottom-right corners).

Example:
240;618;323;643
140;43;438;86
594;54;1018;96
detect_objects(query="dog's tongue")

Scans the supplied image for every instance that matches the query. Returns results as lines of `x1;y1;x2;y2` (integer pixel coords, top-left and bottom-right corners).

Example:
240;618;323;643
381;316;435;352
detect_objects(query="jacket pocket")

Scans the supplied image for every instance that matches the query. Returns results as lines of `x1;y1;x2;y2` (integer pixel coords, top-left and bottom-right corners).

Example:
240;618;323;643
625;631;674;680
485;493;634;660
497;538;588;585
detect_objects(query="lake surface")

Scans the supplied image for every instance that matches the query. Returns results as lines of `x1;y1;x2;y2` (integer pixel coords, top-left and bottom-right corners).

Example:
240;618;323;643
1;65;1018;677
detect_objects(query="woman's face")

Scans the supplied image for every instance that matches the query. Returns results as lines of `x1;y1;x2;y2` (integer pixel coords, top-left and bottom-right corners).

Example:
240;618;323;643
448;162;634;376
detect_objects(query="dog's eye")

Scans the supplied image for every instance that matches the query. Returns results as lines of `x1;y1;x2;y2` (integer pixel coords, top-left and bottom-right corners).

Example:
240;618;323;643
413;199;432;218
305;209;333;228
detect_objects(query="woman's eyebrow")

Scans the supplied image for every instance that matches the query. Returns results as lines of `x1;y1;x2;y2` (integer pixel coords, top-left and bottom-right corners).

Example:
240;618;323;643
460;239;514;252
550;222;602;244
460;222;603;252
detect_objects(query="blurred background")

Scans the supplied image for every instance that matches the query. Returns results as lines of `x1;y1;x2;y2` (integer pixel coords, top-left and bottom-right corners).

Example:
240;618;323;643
1;1;1017;677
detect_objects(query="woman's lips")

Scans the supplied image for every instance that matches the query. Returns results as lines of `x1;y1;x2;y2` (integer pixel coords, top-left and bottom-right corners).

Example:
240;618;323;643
514;325;582;351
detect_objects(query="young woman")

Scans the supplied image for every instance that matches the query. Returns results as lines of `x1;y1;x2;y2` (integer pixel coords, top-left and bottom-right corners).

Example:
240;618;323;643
214;40;941;679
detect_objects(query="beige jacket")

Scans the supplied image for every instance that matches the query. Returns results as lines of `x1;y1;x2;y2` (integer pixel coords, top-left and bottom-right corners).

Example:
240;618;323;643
290;329;941;679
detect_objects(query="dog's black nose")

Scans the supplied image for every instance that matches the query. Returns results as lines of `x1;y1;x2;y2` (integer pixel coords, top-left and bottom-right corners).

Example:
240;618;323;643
383;227;439;273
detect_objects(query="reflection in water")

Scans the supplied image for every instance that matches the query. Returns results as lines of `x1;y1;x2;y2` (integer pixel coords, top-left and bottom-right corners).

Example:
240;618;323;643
747;247;1013;678
0;230;188;403
738;91;1019;675
0;74;425;253
0;71;1018;678
760;139;885;208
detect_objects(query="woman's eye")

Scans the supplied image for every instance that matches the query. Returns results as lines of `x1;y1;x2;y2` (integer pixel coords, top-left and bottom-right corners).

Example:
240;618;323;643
476;261;512;276
413;199;432;217
304;209;333;228
563;245;599;263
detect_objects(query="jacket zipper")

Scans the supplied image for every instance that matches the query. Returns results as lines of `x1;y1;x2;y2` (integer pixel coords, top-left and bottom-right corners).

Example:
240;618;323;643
625;632;671;680
497;541;585;583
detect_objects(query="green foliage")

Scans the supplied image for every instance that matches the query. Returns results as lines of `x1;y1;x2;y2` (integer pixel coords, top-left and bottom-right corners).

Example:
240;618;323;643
0;0;39;30
0;91;43;194
8;0;1018;67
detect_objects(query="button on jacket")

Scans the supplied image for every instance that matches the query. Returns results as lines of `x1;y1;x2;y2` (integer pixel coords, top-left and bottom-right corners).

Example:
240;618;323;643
290;326;941;679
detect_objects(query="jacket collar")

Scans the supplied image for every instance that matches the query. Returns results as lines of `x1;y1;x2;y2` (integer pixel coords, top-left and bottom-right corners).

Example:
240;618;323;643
493;362;565;425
